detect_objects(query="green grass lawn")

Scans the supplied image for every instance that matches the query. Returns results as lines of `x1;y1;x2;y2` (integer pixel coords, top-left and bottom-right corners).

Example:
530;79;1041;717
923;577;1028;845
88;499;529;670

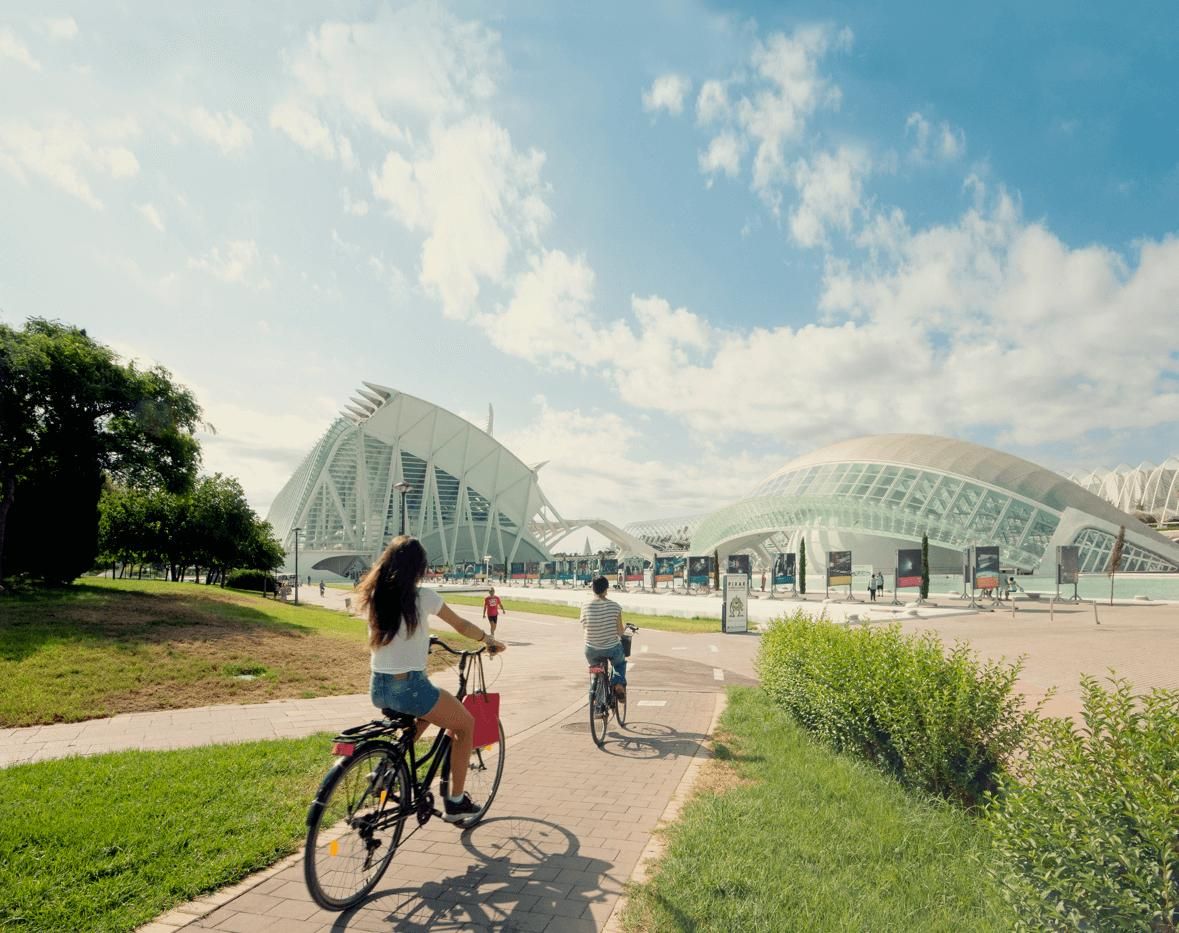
622;686;1015;932
0;735;335;932
0;579;464;726
443;593;721;634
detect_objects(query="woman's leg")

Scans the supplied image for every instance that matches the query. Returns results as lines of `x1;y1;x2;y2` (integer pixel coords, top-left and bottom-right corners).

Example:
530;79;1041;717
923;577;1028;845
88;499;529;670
421;689;475;796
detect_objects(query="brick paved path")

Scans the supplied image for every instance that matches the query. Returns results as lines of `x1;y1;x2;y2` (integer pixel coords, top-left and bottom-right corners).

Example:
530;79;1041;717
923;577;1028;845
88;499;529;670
145;656;753;933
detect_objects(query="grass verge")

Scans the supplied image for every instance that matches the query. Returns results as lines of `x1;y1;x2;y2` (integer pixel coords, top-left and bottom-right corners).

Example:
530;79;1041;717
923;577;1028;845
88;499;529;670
0;734;335;932
622;686;1014;932
0;578;461;726
443;594;720;634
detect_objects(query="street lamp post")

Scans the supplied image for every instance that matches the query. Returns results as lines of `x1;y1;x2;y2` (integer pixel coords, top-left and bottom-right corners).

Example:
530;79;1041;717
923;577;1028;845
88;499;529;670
393;480;411;536
293;527;302;606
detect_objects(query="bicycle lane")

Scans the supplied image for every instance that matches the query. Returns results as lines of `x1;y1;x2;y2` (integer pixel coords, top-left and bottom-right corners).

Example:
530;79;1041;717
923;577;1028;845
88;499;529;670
147;654;752;933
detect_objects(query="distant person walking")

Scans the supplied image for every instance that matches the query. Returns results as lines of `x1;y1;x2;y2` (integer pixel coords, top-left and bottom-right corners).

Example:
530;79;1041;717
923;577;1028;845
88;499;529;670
483;587;505;638
319;580;325;597
868;573;877;601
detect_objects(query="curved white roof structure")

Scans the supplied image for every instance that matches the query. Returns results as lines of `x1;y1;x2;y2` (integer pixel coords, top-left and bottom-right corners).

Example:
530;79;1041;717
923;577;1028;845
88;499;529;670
268;385;564;571
1066;458;1179;523
690;434;1179;574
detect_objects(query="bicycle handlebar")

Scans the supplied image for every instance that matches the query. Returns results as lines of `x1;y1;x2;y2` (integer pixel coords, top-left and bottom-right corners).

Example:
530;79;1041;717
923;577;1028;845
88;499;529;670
429;635;503;656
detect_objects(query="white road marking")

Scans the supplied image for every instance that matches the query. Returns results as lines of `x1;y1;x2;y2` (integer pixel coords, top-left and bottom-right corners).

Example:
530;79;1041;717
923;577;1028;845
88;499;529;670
708;644;719;653
672;646;687;651
713;668;724;681
640;644;649;653
637;700;667;707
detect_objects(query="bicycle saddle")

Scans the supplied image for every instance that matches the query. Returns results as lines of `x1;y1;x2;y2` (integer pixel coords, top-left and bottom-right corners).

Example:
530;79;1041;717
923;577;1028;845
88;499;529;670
381;709;418;729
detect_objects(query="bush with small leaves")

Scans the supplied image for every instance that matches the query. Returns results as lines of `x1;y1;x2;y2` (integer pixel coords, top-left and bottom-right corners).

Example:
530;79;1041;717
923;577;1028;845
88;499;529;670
983;676;1179;932
757;611;1041;806
226;568;276;594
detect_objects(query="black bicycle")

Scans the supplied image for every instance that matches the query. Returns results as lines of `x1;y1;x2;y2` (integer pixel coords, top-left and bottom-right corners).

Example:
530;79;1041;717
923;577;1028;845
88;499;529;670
303;637;504;911
588;623;637;748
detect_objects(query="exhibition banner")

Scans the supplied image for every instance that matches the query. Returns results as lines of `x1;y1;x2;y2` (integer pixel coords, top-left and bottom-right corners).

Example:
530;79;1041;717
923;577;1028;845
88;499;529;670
575;559;591;582
974;546;1000;590
773;552;796;585
827;550;852;586
510;562;526;580
525;561;540;579
687;555;713;585
558;560;573;582
600;558;619;576
726;554;751;576
654;555;685;583
1057;545;1080;585
541;561;556;580
897;548;923;588
722;573;749;634
625;559;645;582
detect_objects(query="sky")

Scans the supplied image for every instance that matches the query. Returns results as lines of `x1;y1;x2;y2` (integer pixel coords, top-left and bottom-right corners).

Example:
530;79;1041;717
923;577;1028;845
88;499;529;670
2;0;1178;531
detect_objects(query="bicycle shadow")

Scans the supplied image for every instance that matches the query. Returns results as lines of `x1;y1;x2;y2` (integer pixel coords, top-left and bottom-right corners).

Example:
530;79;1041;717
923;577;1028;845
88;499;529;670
333;816;618;931
598;720;710;760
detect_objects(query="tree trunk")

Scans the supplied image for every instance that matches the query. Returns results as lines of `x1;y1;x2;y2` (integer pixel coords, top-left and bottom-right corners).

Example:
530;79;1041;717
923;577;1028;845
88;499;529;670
0;474;13;589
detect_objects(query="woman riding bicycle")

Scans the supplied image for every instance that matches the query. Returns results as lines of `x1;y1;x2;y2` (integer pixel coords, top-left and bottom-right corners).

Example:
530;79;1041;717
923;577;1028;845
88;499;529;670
357;535;506;823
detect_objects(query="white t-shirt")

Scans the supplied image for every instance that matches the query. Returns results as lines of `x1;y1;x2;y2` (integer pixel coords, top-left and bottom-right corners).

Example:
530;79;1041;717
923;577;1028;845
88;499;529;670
369;587;444;674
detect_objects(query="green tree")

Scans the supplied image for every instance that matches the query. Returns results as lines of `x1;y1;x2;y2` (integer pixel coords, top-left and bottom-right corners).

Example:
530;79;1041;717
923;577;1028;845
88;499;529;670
920;532;930;599
0;319;201;587
798;538;807;594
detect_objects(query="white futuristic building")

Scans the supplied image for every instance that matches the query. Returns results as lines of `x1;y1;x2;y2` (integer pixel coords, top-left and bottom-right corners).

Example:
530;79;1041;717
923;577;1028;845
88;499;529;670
267;385;565;575
1066;458;1179;525
688;435;1179;575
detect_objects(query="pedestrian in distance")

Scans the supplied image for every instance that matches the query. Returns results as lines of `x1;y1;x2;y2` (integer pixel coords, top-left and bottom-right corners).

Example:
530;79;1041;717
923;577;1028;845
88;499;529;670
868;573;877;602
483;587;504;638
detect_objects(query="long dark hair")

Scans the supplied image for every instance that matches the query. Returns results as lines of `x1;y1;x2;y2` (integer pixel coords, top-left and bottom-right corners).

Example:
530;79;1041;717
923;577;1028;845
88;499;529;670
359;536;429;650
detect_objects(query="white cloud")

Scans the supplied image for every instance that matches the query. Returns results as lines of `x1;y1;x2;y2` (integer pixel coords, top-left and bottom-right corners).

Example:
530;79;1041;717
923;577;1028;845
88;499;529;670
686;25;853;212
188;239;269;288
371;115;551;316
642;73;691;116
137;202;165;232
0;117;138;208
0;27;41;70
696;79;730;125
905;111;965;162
789;146;871;247
269;99;339;160
698;132;744;179
44;17;78;40
341;187;369;216
189;107;252;154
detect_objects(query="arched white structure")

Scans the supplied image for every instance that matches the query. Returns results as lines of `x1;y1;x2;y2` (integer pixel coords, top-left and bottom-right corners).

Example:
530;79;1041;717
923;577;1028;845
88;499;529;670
268;385;564;571
1066;458;1179;524
690;434;1179;574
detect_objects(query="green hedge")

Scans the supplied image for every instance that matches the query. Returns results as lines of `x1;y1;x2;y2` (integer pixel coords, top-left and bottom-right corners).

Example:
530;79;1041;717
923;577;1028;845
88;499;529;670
226;568;276;593
757;611;1040;806
983;676;1179;932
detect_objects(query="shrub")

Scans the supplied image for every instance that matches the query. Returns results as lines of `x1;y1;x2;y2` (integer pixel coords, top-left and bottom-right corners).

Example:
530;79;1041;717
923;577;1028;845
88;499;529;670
226;569;276;593
757;611;1040;806
983;676;1179;932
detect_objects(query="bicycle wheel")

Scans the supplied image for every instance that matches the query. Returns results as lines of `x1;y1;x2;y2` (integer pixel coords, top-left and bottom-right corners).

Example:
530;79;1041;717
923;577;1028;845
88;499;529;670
589;673;609;748
442;719;506;828
615;681;627;728
304;744;410;911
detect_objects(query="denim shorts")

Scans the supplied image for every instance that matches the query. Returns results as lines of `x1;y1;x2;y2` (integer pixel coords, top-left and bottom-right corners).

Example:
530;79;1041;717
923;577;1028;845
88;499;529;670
370;670;441;717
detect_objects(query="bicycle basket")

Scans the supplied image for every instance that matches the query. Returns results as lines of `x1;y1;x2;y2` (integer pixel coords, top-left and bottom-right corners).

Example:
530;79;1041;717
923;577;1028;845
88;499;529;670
621;634;633;657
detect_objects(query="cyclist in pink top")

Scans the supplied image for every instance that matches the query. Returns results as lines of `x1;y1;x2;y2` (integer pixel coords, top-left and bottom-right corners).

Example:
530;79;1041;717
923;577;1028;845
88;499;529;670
482;588;505;638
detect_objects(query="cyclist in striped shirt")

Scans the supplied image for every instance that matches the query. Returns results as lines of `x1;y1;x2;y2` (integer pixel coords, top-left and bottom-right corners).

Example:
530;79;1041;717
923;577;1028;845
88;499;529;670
581;576;627;700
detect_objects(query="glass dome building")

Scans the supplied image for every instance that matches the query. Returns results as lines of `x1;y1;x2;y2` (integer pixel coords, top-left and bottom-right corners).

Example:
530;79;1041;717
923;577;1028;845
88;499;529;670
267;385;563;575
689;434;1179;575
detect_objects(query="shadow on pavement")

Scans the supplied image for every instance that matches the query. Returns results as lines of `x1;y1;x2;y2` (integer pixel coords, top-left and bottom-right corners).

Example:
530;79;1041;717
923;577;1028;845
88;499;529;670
334;817;616;931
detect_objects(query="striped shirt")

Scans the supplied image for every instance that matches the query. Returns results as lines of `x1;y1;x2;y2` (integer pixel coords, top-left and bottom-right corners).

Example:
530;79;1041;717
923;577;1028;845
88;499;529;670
581;596;622;649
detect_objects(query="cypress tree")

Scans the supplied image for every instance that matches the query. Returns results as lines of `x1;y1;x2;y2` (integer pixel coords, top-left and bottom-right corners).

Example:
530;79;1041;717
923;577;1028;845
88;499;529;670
920;532;930;599
798;538;807;594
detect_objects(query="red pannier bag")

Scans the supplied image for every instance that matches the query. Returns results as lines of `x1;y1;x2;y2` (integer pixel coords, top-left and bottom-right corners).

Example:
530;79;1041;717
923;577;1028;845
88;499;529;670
462;692;501;746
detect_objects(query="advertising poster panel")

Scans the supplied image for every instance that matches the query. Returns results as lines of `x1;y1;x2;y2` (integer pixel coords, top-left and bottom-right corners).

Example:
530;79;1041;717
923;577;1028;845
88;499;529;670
510;562;526;580
963;547;973;584
687;556;712;584
722;574;749;633
541;561;556;580
654;556;676;582
1057;545;1079;584
525;561;539;580
827;550;852;586
625;559;645;582
896;548;923;588
773;553;796;585
575;559;590;583
974;546;1000;590
726;554;752;577
558;560;573;582
600;558;618;576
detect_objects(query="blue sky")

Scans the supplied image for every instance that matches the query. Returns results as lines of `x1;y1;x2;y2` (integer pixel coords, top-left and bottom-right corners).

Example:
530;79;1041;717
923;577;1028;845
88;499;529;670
2;1;1177;527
